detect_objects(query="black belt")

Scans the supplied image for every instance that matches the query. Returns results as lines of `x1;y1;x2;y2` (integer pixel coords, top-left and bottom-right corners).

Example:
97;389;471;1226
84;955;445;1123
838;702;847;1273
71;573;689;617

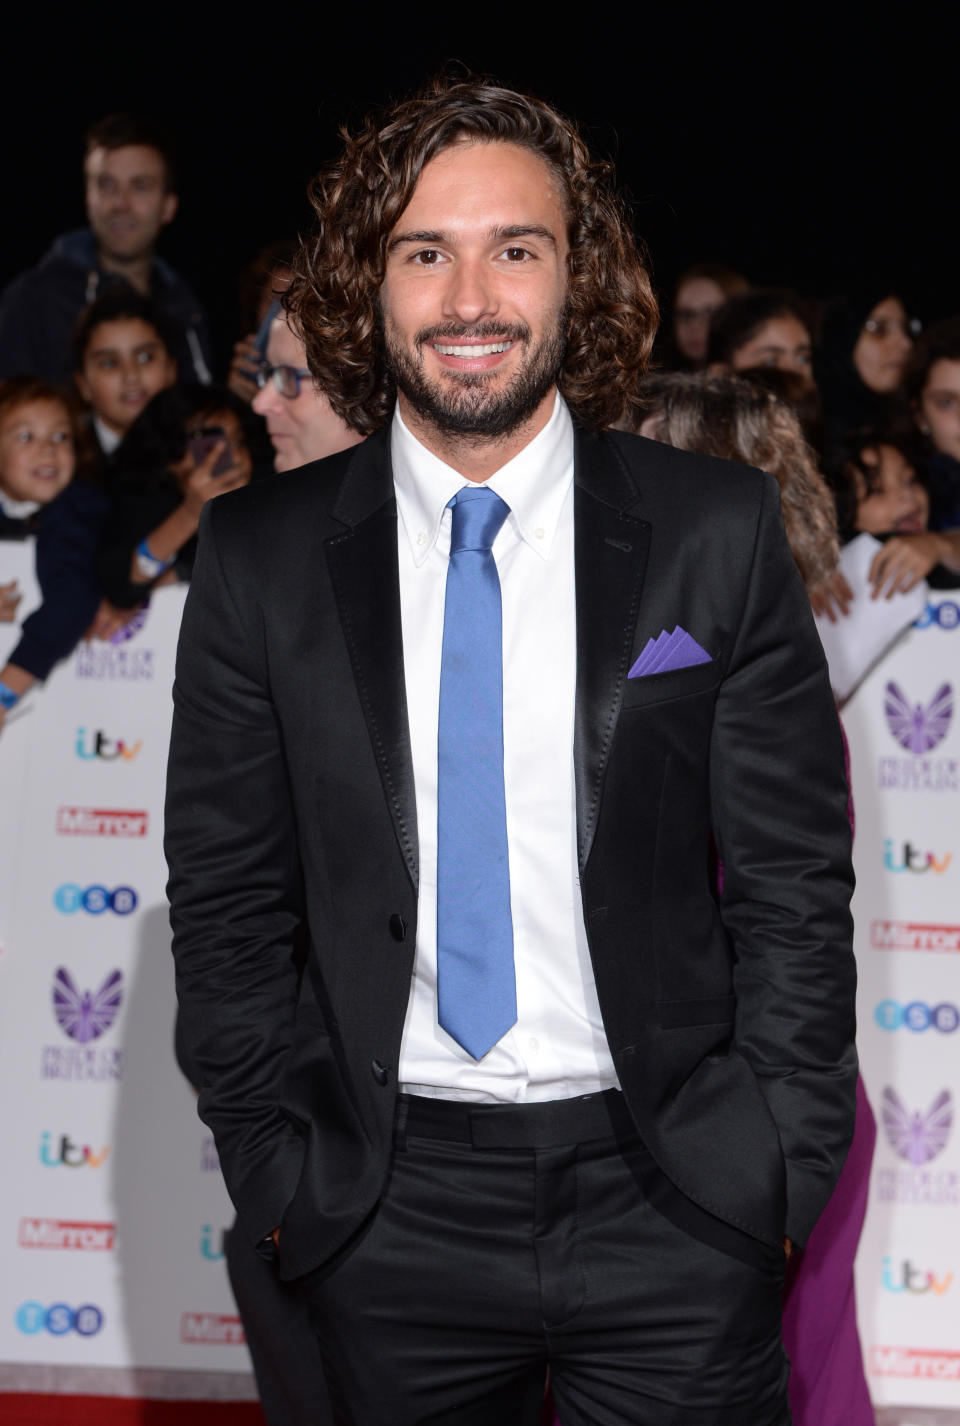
396;1088;637;1150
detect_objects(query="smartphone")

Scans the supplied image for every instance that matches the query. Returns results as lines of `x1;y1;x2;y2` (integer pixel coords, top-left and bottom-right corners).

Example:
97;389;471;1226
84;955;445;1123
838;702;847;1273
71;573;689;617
187;427;234;477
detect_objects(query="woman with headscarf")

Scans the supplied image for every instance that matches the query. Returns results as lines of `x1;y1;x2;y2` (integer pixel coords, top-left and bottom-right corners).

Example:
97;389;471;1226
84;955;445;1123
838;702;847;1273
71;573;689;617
817;284;920;442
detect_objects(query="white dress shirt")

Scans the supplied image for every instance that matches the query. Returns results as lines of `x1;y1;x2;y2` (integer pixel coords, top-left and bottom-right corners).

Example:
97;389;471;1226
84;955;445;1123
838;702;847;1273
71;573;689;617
394;392;620;1103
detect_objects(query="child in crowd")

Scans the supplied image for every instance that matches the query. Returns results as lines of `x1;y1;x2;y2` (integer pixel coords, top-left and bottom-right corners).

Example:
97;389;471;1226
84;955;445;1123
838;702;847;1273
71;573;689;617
905;317;960;529
97;382;266;608
707;289;817;387
822;433;960;613
73;290;178;457
0;378;107;732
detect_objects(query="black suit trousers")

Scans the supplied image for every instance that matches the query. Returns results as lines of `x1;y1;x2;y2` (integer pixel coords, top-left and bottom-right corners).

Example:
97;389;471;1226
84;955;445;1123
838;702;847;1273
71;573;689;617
297;1092;791;1426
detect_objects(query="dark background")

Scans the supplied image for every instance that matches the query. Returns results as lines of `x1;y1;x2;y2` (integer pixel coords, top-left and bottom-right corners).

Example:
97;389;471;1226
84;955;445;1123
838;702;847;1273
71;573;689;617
4;14;955;372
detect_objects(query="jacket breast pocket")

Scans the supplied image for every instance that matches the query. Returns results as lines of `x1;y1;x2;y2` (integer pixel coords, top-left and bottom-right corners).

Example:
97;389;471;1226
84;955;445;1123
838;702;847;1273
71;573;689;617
620;658;721;711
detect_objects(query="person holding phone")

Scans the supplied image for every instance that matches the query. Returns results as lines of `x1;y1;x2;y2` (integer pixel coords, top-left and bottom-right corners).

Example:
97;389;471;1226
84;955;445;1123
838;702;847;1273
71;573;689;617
96;382;265;609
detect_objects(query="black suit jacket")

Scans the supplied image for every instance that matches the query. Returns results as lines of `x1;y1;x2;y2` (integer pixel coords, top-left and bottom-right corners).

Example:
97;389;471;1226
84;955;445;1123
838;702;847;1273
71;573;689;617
165;423;857;1282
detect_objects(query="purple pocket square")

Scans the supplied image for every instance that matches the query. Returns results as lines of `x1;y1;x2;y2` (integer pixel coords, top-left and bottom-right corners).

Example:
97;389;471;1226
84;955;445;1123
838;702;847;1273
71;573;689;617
628;626;712;678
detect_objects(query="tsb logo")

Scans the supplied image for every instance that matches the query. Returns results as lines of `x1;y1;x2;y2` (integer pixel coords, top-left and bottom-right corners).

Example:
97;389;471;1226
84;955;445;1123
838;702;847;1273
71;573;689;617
53;884;138;915
875;1001;960;1033
15;1302;103;1336
915;600;960;631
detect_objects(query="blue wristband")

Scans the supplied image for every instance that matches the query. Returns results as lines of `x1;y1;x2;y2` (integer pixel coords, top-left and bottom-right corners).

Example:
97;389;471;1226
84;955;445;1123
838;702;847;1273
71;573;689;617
0;678;20;709
135;537;174;580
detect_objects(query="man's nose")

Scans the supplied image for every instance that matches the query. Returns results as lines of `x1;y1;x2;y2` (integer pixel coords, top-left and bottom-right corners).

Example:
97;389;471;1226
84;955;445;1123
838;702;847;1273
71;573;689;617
252;385;278;419
444;256;496;324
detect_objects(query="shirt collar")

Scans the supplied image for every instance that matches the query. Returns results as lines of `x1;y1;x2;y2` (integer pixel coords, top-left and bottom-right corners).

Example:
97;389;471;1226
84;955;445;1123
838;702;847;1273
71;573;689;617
392;391;574;567
0;489;42;520
93;415;121;455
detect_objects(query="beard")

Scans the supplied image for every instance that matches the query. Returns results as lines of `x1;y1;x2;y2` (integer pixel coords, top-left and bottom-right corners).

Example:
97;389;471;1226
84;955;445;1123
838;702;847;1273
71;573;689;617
383;311;568;440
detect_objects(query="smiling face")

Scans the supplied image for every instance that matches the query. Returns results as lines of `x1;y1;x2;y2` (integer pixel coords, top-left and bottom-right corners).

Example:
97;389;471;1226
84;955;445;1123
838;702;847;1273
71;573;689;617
0;399;74;505
84;144;177;264
917;358;960;463
76;317;177;436
379;140;570;449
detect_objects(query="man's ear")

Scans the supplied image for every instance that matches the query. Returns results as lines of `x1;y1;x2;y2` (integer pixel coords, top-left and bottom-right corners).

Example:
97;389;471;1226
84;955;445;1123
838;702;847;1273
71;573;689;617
161;192;179;227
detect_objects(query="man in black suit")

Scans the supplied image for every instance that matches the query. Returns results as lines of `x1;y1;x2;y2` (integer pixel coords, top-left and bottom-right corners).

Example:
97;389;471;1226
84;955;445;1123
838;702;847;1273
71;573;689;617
166;79;856;1426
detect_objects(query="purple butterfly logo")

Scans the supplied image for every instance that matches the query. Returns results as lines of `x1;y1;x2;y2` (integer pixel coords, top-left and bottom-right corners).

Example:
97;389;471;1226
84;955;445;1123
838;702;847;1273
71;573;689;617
109;604;149;645
52;967;123;1043
881;1087;952;1165
884;682;953;754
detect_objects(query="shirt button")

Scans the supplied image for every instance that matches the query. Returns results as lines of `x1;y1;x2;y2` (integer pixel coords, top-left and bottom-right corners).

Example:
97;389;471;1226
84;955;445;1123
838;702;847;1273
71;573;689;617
534;527;545;540
528;1037;540;1053
416;531;427;545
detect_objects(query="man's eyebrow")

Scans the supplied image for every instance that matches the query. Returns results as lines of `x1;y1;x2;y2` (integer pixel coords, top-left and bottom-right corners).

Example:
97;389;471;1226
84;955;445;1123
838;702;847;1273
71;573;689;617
387;229;447;253
493;224;557;246
387;224;559;253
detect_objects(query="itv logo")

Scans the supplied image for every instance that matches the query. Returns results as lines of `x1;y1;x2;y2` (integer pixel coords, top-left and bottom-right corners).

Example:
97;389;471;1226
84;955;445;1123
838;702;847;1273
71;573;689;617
75;728;141;761
39;1133;109;1168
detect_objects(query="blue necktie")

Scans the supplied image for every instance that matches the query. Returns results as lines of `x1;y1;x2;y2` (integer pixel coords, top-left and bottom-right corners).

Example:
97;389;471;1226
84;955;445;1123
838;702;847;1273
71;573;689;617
436;486;516;1059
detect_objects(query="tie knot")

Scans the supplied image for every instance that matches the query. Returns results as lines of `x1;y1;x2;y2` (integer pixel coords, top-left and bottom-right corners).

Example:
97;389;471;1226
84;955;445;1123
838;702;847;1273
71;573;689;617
449;486;510;555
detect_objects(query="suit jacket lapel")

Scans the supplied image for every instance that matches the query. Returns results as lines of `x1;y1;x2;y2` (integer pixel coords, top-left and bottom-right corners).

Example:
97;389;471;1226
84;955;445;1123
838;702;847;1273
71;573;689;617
325;431;419;890
573;427;651;871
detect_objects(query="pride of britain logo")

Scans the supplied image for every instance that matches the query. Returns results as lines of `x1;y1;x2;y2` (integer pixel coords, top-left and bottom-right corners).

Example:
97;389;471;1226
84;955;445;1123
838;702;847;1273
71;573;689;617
885;683;952;754
40;970;124;1083
880;683;957;791
74;604;153;681
52;968;122;1043
882;1087;952;1166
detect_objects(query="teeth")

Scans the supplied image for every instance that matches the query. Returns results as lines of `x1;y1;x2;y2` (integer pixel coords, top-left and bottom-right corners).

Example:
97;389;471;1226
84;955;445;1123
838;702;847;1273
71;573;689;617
433;342;512;357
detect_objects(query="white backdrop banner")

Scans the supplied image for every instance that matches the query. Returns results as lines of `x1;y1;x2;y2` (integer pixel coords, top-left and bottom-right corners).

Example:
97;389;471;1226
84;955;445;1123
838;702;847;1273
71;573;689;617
0;586;249;1380
846;593;960;1407
1;579;959;1405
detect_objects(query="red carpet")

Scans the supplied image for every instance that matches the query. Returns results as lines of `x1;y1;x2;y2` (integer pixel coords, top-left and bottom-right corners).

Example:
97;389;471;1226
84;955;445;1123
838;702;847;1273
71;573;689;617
0;1397;267;1424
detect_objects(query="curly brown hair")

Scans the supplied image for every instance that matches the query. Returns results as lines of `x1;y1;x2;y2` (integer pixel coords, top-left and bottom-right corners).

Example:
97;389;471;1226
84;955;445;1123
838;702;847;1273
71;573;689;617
285;77;659;436
635;372;839;588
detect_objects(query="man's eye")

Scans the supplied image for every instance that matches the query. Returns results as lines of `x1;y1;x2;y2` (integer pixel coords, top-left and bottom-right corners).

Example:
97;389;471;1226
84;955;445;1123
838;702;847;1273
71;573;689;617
52;431;72;444
135;350;156;365
934;395;957;411
502;247;531;262
97;358;117;370
414;249;442;265
15;431;32;443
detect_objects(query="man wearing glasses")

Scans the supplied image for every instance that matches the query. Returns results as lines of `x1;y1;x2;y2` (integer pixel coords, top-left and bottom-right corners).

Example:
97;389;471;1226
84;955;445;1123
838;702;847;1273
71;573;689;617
253;307;363;471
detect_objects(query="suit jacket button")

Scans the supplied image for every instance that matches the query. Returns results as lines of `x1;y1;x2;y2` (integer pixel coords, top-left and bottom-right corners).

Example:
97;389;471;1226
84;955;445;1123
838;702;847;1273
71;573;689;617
389;914;406;942
371;1059;389;1086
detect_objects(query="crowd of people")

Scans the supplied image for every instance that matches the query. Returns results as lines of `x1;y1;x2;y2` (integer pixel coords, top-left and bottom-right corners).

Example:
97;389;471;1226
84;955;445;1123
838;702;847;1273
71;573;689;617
2;113;959;734
2;97;958;1426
